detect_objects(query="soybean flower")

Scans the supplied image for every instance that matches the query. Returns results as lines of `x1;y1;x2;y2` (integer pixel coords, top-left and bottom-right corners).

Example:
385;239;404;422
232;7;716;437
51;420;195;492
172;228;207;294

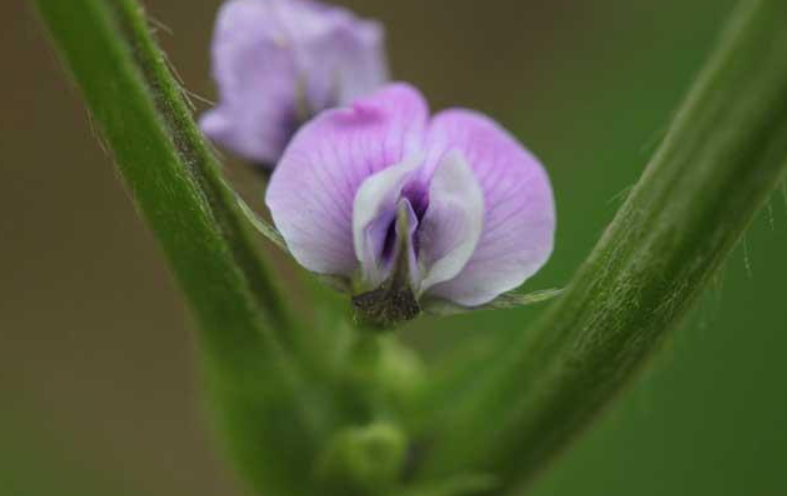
200;0;388;167
267;84;555;327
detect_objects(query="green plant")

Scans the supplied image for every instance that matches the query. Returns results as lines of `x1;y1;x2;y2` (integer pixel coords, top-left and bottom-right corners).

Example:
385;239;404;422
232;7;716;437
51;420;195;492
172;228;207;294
33;0;787;494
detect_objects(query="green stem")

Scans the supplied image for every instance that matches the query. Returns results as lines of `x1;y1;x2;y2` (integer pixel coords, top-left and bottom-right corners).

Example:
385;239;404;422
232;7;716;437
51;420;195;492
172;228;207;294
33;1;341;494
111;0;297;343
421;0;787;491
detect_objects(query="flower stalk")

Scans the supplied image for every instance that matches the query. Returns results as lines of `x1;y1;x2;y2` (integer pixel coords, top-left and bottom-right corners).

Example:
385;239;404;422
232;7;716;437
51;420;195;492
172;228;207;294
419;0;787;492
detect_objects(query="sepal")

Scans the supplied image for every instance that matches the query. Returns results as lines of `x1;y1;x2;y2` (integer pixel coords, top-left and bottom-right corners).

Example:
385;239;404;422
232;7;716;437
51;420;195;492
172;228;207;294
422;288;563;316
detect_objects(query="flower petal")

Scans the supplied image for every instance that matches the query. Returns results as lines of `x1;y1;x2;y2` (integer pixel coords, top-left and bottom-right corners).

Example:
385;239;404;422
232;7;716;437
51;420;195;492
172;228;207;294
201;0;299;164
353;156;422;287
424;110;556;306
418;151;484;294
262;0;388;111
294;12;388;111
266;83;429;277
201;0;389;165
394;199;421;289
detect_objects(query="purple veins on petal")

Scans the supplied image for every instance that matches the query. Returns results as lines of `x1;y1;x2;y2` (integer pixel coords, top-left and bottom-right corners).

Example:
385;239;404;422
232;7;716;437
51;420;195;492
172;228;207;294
266;82;556;313
200;0;389;167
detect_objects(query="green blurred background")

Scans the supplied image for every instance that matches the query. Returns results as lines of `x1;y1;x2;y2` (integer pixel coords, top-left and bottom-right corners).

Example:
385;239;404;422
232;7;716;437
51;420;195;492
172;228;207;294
3;0;786;495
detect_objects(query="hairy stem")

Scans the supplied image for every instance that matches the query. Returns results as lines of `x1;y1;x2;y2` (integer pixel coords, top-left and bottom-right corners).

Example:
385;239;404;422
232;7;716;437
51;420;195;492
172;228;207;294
421;0;787;492
112;0;297;344
34;1;343;494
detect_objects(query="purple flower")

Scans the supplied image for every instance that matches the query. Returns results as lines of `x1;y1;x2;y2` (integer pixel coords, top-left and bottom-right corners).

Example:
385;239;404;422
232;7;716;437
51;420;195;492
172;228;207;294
267;83;555;324
200;0;388;167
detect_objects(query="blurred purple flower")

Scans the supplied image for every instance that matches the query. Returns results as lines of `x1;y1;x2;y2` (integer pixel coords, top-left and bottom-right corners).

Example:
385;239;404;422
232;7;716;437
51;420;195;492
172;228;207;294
200;0;388;167
266;83;555;309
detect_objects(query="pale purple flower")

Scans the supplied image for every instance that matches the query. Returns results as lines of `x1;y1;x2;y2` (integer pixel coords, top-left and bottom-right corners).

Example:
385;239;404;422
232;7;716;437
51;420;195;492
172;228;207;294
267;83;555;321
200;0;388;166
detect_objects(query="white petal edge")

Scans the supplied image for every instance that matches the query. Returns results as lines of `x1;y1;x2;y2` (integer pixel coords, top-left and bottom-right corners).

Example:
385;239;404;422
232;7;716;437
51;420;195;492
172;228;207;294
418;151;485;294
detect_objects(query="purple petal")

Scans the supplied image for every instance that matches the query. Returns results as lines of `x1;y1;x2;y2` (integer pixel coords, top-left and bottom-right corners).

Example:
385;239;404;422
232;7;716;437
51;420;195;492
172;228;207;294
201;0;298;163
293;9;388;111
201;0;388;165
266;84;429;277
423;110;556;306
353;156;422;287
417;151;484;294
